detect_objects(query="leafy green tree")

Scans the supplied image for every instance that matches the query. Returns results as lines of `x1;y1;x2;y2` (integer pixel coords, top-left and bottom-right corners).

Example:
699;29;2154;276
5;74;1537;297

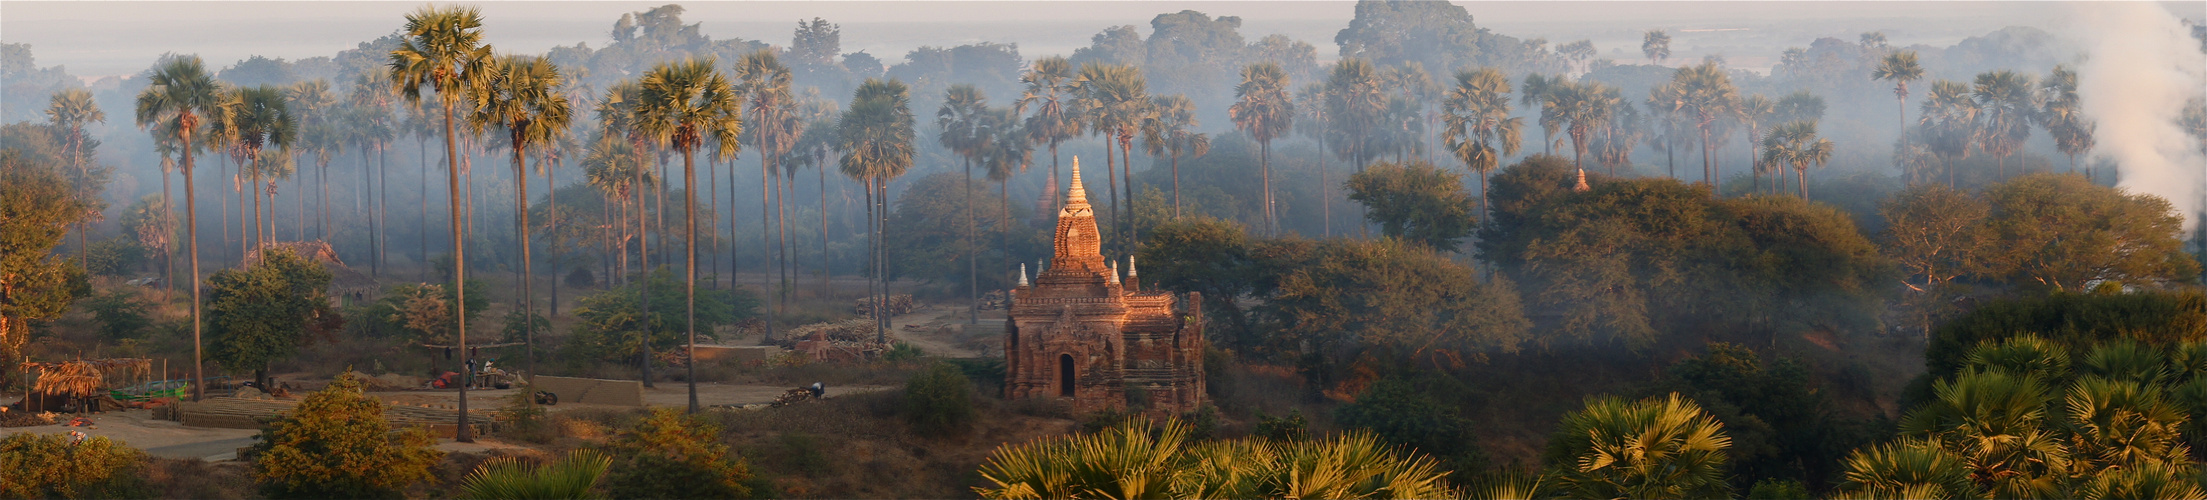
1263;238;1528;372
636;57;742;412
0;433;148;499
1344;160;1478;252
206;247;338;390
1230;62;1291;234
390;3;493;441
1137;217;1263;347
0;148;87;359
902;362;977;437
600;408;754;499
1980;173;2196;292
83;290;151;341
1658;343;1875;491
134;56;224;399
1334;0;1557;76
883;173;1041;293
1926;291;2207;378
1882;184;1990;338
568;268;755;365
1335;379;1482;473
473;54;574;382
250;372;444;499
1546;393;1734;500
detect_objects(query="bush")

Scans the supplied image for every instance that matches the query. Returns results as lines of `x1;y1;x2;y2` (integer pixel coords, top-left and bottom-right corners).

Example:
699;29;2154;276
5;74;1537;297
1253;410;1309;441
0;433;148;499
601;408;753;499
1926;291;2207;378
459;450;611;500
881;342;925;362
901;362;976;437
83;289;151;340
1747;478;1811;499
83;237;146;277
1335;379;1482;469
249;372;444;499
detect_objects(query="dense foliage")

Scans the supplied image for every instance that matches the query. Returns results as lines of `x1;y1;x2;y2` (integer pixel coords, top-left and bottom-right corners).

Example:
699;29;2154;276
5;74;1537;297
249;372;444;499
205;248;341;389
974;418;1459;499
901;361;978;437
0;433;148;499
600;408;755;499
564;268;758;364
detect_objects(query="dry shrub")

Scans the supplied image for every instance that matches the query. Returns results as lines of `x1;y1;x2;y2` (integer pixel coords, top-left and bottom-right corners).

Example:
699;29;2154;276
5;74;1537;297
141;458;253;499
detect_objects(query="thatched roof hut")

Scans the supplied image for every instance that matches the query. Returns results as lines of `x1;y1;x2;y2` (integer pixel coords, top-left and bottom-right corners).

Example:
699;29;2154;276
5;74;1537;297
23;358;150;398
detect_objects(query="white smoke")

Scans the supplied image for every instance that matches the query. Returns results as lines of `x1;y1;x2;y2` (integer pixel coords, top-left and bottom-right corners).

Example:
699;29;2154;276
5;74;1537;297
2073;2;2207;229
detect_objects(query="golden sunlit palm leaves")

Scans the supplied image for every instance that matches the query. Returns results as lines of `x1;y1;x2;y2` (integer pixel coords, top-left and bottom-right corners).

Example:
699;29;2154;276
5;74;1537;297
1549;393;1734;500
973;418;1458;500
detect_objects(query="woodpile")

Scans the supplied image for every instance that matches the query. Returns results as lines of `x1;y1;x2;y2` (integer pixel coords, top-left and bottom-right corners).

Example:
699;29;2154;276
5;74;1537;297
853;294;916;316
172;397;499;436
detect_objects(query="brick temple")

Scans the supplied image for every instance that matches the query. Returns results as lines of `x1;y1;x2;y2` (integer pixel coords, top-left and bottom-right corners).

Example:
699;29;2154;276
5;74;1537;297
1004;158;1206;415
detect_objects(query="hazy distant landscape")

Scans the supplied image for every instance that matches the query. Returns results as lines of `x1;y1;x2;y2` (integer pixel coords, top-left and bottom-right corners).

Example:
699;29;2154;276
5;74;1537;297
4;1;2207;499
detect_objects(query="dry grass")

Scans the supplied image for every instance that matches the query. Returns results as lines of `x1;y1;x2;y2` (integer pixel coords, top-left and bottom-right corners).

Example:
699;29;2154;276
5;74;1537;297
717;390;1078;499
140;458;253;499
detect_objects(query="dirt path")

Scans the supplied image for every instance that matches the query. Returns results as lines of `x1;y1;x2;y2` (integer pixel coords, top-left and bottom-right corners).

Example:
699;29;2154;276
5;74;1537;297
882;304;1001;358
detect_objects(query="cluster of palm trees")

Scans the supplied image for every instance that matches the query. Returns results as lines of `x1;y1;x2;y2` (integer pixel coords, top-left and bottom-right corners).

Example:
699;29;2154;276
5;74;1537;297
1839;336;2207;499
1877;51;2097;186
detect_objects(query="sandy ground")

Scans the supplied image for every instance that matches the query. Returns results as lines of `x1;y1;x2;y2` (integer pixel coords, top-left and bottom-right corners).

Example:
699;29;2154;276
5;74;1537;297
366;382;892;411
1;410;259;459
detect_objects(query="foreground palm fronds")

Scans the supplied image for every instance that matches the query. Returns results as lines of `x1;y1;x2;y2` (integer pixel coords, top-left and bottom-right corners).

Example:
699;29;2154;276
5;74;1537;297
973;417;1458;499
460;450;613;500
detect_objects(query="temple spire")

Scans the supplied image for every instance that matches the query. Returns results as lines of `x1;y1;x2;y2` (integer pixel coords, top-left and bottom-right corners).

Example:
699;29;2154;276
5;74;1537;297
1062;157;1090;214
1018;263;1030;287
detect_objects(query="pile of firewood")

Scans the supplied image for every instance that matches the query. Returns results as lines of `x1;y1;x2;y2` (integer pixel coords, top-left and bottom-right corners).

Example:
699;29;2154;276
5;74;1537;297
853;294;916;316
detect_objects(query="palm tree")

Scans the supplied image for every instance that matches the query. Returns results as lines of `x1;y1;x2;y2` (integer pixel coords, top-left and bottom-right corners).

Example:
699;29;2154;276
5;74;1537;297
389;4;494;442
1918;80;1979;186
599;81;658;384
1540;80;1614;175
228;86;296;253
1671;62;1739;186
1143;94;1208;220
1521;74;1556;155
1646;82;1688;179
1760;121;1835;199
1643;29;1672;65
46;88;105;265
2038;65;2096;175
937;84;989;324
635;58;742;414
1295;83;1334;236
973;418;1459;500
1872;50;1925;161
285;81;337;242
980;106;1032;265
1074;62;1150;252
838;78;915;342
1898;369;2068;498
1016;56;1082;212
472;54;573;385
340;81;398;276
1326;59;1386;237
1838;439;1980;500
1972;70;2035;180
135;56;223;401
460;449;612;499
1550;393;1734;500
734;50;801;337
1735;94;1775;192
1231;62;1292;236
1442;68;1522;213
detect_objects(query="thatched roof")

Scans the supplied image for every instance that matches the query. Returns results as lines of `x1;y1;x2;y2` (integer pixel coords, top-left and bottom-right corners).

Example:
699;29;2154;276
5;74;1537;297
248;240;377;296
22;358;150;398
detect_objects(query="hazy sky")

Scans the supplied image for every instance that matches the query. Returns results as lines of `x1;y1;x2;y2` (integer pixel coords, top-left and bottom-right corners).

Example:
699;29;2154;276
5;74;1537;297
5;1;2198;79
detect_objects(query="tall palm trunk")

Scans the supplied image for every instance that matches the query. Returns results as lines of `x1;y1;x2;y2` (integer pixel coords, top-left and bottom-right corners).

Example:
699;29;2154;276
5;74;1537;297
1261;140;1273;236
633;149;654;388
439;100;475;443
1699;122;1715;185
182;133;204;401
818;157;830;299
418;138;430;280
707;157;719;290
1120;135;1134;249
363;149;379;276
728;154;741;303
160;160;176;295
1104;137;1117;249
547;154;561;316
1171;152;1182;219
1319;132;1329;237
377;145;389;277
510;132;536;383
681;147;700;413
776;164;790;313
964;158;976;325
759;155;778;341
876;179;891;342
863;178;879;342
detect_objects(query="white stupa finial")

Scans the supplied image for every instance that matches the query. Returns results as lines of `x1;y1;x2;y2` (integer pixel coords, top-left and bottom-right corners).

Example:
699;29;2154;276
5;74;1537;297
1018;263;1030;287
1107;261;1121;285
1126;255;1137;276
